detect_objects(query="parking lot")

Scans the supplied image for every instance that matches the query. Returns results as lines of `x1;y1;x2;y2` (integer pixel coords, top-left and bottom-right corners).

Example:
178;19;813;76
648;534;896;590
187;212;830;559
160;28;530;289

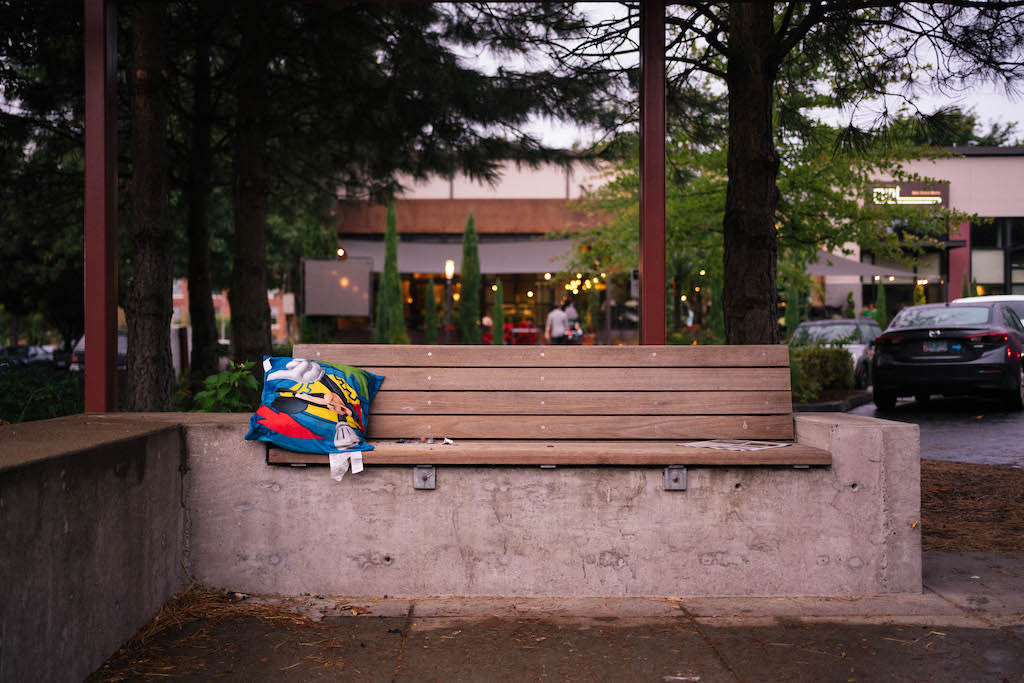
852;396;1024;467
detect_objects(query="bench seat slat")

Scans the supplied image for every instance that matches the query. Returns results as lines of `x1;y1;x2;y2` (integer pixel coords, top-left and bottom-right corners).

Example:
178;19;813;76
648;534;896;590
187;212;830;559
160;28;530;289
368;414;794;440
359;367;790;392
295;344;789;368
267;440;831;466
373;391;793;415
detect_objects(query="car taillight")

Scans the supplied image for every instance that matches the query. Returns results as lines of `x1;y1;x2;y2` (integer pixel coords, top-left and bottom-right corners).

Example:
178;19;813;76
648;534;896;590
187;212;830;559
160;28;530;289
966;332;1009;345
873;336;905;349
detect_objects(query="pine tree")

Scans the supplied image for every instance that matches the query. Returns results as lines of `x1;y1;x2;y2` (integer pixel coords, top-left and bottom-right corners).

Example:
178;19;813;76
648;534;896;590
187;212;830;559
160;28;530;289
374;204;409;344
458;213;481;344
492;279;505;345
875;283;888;330
424;277;439;344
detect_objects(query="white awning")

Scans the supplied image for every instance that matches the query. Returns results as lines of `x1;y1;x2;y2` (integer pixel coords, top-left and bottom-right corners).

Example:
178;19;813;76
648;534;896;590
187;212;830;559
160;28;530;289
806;250;918;279
337;238;576;275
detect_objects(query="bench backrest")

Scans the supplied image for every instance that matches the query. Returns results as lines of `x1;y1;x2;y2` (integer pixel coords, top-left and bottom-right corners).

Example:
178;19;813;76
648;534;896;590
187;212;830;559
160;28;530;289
293;344;795;442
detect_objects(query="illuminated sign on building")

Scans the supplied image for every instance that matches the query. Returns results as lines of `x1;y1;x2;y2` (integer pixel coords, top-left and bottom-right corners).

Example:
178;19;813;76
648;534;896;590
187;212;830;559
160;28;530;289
870;182;948;207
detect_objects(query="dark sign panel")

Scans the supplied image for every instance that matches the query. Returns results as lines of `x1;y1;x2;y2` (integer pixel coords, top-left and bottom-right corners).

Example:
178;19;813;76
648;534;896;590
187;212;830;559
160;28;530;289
304;258;372;316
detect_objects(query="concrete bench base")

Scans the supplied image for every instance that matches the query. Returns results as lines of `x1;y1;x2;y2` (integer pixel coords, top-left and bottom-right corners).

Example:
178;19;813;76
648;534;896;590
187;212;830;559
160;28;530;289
187;412;920;598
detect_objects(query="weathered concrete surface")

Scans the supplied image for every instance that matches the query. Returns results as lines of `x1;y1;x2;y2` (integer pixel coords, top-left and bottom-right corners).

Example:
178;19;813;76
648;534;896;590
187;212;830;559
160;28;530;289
90;553;1024;682
186;411;921;598
0;417;185;683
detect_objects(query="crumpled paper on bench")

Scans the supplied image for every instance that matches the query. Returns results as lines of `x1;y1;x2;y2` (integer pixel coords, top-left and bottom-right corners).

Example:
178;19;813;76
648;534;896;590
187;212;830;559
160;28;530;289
329;452;364;482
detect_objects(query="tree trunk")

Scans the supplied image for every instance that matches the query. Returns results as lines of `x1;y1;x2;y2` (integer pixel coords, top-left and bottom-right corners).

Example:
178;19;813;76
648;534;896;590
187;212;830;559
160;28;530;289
723;3;781;345
125;0;174;410
229;1;272;365
186;20;219;387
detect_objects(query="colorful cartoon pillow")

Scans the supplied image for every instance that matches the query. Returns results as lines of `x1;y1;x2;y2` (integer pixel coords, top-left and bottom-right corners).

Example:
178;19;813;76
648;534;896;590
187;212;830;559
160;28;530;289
245;357;384;454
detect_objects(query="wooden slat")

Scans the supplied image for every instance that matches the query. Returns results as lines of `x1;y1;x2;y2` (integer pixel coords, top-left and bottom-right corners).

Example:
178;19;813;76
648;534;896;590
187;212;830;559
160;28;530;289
367;414;794;440
295;344;790;368
267;439;831;466
373;391;793;416
362;367;790;392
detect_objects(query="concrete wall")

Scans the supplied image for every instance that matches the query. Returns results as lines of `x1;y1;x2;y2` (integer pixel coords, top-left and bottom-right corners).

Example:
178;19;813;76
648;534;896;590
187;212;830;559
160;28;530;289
0;410;920;680
0;419;185;683
185;412;921;598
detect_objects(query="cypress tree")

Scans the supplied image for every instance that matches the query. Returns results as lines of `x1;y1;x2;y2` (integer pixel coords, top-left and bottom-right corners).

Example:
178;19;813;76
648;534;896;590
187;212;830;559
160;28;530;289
492;279;505;345
374;203;409;344
875;282;888;330
458;212;481;344
962;272;971;299
424;277;439;344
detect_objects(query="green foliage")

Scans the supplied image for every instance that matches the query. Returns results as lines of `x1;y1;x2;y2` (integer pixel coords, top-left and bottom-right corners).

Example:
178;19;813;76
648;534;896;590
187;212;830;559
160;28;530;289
0;367;84;424
192;362;260;413
492;279;505;345
424;278;439;344
790;347;855;404
962;272;971;299
783;280;810;341
373;204;409;344
844;292;856;318
876;283;889;330
458;213;481;344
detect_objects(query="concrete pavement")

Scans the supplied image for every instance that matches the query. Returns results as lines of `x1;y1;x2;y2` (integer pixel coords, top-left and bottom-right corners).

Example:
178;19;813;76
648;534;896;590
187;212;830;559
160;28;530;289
90;552;1023;681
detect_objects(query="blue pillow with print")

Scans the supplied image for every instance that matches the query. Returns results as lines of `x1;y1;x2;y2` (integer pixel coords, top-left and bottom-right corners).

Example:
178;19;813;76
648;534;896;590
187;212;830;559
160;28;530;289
245;357;384;453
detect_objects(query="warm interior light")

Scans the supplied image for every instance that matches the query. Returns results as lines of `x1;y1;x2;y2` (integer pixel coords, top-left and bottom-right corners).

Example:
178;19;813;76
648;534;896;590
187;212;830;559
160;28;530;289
336;247;347;258
874;275;881;281
544;272;552;280
527;290;534;298
491;284;498;292
888;276;895;282
452;292;460;302
699;269;706;276
681;295;687;302
444;259;455;280
694;286;701;292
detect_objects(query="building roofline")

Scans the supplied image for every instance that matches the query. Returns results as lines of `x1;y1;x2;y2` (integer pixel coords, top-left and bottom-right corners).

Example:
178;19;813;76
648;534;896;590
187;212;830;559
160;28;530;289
945;145;1024;157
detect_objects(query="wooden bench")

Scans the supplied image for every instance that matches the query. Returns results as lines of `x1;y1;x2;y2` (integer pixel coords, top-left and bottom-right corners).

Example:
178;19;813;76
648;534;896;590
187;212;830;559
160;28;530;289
266;344;831;467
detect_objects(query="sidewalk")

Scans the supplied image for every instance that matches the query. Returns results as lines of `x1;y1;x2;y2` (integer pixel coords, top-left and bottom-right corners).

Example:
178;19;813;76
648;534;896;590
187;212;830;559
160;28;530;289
90;552;1023;681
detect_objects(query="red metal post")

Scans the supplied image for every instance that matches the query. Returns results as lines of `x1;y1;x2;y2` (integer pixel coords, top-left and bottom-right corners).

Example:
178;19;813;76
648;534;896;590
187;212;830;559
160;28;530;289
639;0;666;345
84;0;118;411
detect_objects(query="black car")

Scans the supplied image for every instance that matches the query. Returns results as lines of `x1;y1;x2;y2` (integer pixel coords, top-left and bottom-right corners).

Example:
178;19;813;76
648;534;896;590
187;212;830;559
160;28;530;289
871;302;1024;410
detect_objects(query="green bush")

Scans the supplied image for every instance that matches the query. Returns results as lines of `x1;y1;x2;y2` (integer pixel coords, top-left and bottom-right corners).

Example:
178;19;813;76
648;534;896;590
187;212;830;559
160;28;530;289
0;366;84;423
789;346;854;404
192;362;260;412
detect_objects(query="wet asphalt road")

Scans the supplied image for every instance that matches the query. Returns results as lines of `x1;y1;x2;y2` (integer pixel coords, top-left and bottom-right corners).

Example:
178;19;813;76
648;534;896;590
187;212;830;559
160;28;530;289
850;395;1024;468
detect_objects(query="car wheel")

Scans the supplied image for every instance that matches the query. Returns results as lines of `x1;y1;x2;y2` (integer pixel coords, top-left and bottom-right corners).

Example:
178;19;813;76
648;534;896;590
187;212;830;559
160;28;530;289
873;386;897;411
1004;368;1024;411
855;362;869;390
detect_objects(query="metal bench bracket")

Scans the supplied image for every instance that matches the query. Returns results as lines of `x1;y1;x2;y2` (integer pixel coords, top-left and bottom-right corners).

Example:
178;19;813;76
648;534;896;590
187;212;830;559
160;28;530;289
414;465;436;490
664;465;687;491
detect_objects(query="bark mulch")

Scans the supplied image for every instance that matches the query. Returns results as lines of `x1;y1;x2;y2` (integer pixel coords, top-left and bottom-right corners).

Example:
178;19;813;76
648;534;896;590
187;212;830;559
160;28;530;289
921;459;1024;552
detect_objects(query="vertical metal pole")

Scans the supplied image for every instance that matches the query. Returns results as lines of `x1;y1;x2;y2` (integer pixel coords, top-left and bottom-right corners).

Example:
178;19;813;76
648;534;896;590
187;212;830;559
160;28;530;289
639;0;666;345
84;0;118;411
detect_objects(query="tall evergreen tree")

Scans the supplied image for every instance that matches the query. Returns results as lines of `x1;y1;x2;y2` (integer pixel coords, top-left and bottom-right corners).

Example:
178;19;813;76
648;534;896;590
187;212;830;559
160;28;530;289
962;272;971;299
374;204;408;344
492;279;505;346
124;0;174;410
458;213;481;344
423;277;439;344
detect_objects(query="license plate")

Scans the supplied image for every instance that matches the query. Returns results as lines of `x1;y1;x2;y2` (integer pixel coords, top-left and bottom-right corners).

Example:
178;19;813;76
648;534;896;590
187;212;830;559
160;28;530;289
922;341;948;352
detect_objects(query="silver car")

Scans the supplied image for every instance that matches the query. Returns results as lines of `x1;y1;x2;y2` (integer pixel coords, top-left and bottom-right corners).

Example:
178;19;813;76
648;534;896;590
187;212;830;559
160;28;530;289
789;319;883;389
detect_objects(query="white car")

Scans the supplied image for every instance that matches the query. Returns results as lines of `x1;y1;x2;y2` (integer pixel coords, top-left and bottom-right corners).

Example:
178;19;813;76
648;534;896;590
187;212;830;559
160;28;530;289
952;295;1024;323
